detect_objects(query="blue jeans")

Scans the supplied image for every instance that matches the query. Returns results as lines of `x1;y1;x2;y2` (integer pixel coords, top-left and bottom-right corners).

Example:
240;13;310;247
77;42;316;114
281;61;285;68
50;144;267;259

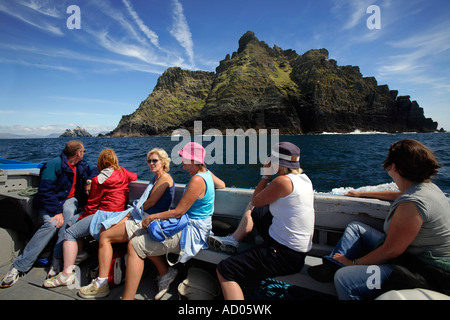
324;221;394;300
64;214;94;242
13;197;78;272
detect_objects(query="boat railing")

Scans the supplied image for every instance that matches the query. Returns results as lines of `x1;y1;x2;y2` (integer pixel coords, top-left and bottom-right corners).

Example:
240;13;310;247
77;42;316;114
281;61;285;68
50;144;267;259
128;180;390;258
1;172;390;297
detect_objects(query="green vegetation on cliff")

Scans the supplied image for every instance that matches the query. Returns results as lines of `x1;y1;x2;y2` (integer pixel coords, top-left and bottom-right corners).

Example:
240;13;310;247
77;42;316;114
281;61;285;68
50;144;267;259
109;31;437;137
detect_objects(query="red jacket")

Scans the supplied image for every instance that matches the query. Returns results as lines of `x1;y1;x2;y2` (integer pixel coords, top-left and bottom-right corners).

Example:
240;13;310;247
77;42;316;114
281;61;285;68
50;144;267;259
79;167;137;219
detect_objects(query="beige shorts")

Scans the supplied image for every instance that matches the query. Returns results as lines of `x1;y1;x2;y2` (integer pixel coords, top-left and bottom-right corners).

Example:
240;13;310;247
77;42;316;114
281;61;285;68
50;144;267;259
125;219;181;259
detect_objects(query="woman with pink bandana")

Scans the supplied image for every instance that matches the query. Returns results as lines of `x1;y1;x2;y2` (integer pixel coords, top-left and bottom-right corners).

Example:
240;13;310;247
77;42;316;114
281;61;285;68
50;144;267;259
121;142;225;300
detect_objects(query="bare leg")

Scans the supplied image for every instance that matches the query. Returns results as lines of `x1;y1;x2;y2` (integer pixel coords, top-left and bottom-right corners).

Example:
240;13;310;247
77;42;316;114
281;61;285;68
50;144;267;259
62;240;78;276
98;217;129;278
121;240;145;300
232;202;254;242
217;269;244;300
148;255;168;276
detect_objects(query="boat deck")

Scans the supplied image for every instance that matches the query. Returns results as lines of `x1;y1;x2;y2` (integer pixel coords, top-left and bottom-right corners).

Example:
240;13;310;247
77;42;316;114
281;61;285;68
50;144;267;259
0;242;208;301
0;265;181;300
1;171;387;300
0;251;336;300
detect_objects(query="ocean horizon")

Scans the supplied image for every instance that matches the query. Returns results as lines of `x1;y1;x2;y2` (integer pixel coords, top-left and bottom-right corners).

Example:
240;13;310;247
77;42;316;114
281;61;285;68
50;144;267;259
1;132;449;199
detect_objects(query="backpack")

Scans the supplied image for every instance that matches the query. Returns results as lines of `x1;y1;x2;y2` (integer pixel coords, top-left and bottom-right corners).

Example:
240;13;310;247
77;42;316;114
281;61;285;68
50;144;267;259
108;243;127;288
86;243;127;288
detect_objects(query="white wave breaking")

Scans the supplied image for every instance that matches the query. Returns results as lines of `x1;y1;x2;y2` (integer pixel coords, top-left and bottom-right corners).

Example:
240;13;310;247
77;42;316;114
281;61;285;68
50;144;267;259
317;182;399;196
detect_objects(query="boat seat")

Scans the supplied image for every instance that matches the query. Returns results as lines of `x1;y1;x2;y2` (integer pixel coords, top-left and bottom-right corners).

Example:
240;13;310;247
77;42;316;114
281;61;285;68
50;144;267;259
193;248;337;297
376;288;450;300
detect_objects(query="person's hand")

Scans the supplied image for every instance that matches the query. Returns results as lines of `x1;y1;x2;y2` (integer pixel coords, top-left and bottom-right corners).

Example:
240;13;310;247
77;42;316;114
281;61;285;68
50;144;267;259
85;180;92;195
141;215;153;229
50;213;64;228
345;190;361;198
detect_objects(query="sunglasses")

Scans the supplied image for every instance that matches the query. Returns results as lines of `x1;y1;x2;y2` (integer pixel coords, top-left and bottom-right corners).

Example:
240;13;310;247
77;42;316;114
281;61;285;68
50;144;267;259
147;159;159;164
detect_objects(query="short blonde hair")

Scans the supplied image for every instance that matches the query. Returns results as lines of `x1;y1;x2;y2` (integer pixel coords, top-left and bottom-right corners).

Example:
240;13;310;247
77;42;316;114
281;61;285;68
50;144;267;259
97;148;120;172
280;166;303;175
147;148;171;172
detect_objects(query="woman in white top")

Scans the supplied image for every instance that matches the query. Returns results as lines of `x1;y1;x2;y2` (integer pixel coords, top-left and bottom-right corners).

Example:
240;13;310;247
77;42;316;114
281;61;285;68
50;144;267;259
208;142;315;300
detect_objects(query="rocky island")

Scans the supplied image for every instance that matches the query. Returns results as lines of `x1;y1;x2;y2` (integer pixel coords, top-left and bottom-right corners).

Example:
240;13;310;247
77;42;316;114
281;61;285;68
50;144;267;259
60;126;92;138
108;31;438;136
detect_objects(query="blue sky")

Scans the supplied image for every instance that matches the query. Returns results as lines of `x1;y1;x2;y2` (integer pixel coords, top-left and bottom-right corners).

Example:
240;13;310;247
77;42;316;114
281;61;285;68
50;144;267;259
1;0;449;136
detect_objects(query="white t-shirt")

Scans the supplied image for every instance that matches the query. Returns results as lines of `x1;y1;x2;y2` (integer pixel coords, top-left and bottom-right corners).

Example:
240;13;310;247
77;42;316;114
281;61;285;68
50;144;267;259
269;173;315;252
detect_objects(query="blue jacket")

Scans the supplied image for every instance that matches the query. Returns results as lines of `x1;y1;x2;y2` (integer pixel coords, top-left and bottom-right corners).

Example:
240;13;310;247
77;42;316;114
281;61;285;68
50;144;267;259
35;152;96;216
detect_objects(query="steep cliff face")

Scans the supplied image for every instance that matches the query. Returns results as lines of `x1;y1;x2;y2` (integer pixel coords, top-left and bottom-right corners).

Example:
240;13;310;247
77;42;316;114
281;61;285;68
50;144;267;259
110;68;215;136
288;47;436;133
195;31;304;133
108;31;438;136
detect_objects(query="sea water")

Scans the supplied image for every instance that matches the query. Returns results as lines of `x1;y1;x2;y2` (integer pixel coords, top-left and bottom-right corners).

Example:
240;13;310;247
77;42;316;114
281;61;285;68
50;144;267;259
0;132;449;197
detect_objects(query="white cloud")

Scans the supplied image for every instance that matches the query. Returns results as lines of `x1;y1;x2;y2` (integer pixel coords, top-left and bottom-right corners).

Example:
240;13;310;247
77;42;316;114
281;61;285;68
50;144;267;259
0;56;76;73
169;0;195;67
331;0;375;30
376;22;450;91
80;1;194;70
122;0;160;48
0;42;170;75
90;1;148;45
0;0;198;74
0;1;63;36
17;0;63;18
0;124;115;136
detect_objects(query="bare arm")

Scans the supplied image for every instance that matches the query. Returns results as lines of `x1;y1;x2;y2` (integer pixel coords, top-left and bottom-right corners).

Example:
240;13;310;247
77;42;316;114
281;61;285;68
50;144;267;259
142;174;173;211
252;175;292;207
345;190;402;202
141;175;205;227
210;171;226;189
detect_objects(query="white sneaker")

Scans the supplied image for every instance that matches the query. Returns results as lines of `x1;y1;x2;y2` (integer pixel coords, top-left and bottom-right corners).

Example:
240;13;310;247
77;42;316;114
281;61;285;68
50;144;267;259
78;278;110;299
155;267;178;300
0;266;24;288
43;272;75;288
47;259;62;279
207;234;239;255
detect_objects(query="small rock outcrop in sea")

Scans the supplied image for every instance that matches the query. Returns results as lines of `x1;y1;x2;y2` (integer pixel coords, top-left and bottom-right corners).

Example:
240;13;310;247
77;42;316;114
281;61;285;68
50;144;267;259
107;31;438;136
60;126;92;138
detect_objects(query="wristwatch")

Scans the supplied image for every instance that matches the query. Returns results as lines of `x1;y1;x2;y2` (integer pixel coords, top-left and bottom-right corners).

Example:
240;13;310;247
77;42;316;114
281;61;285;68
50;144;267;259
262;175;269;180
85;179;92;185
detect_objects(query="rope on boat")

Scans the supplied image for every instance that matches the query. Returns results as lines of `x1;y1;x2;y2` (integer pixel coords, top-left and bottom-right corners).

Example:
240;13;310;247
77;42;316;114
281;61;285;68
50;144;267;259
18;187;38;197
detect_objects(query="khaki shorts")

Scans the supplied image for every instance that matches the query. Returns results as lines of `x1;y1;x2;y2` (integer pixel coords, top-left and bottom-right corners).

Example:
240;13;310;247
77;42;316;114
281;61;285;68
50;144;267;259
125;219;181;259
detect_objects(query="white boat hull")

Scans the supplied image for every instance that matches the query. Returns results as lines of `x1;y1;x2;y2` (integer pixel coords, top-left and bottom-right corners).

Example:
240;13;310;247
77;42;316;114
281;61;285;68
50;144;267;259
2;168;448;300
